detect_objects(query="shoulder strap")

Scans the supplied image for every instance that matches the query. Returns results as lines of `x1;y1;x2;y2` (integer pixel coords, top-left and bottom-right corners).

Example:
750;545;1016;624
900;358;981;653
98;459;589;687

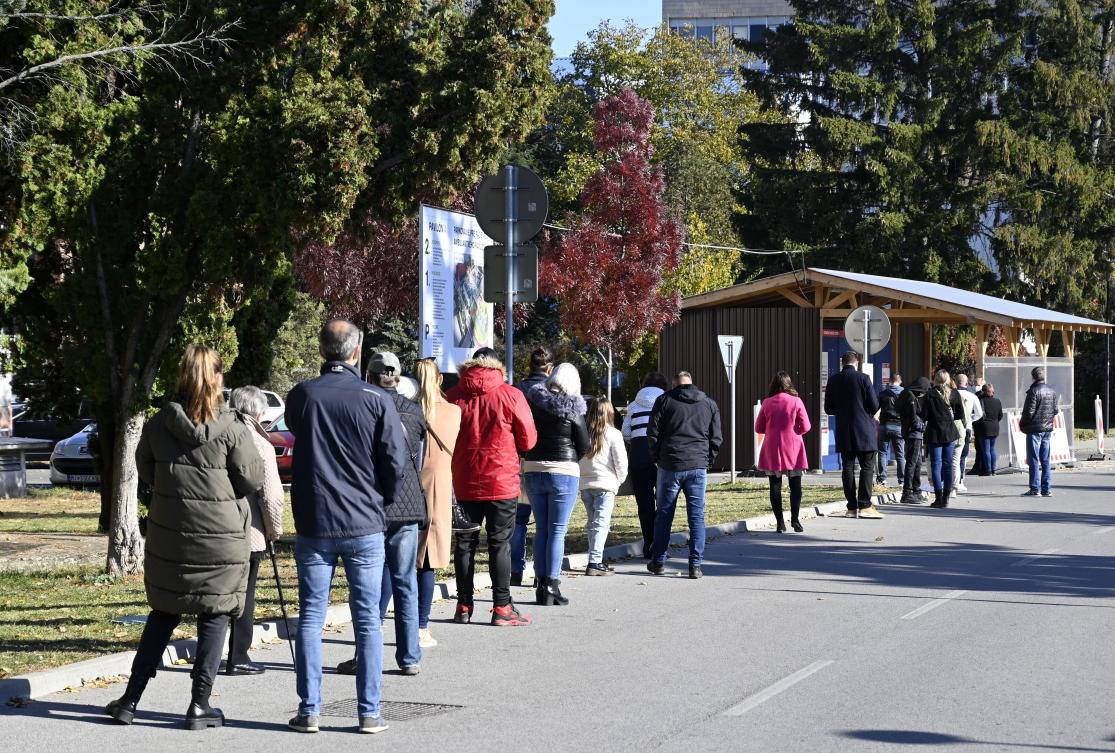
427;424;451;457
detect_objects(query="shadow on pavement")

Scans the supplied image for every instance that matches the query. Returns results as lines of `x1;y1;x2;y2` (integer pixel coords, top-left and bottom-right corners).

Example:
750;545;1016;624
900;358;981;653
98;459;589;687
841;729;1115;751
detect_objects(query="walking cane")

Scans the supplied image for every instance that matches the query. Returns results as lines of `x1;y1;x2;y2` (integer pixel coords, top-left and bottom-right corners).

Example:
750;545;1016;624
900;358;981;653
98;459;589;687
267;542;297;665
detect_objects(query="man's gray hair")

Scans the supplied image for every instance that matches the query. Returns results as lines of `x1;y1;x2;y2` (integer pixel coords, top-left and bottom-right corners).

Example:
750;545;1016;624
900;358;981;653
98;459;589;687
1032;366;1046;382
320;319;362;362
229;385;267;419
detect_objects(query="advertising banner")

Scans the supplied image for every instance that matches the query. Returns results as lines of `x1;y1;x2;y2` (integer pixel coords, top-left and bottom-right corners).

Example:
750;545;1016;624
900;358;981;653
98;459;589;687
1007;410;1073;467
1096;396;1105;455
419;205;495;373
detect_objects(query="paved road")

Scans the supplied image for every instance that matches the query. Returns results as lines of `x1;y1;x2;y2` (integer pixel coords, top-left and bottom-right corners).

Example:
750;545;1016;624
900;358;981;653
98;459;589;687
5;470;1115;752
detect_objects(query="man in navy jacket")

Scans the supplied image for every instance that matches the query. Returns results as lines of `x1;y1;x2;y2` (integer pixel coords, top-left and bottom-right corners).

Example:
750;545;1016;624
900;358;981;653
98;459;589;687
824;351;883;518
284;319;408;735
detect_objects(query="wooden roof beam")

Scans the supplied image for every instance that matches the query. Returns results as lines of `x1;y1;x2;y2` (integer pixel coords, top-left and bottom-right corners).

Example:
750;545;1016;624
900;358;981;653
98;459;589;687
777;287;813;308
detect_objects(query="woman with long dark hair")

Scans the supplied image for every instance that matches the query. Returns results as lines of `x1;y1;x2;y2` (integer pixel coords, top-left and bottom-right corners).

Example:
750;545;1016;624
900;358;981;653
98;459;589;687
754;371;812;532
106;344;264;729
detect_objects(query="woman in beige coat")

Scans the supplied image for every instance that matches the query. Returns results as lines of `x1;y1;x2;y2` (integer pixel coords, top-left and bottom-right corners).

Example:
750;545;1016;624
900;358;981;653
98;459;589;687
414;358;461;648
226;386;284;675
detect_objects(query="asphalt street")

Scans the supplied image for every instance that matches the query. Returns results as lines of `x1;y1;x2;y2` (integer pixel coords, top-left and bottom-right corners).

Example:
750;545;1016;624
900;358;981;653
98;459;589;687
5;469;1114;752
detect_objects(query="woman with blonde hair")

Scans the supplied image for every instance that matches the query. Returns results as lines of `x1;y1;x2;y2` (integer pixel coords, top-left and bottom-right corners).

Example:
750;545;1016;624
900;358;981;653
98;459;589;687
920;370;962;509
523;362;589;606
578;397;628;575
105;344;264;730
414;358;461;647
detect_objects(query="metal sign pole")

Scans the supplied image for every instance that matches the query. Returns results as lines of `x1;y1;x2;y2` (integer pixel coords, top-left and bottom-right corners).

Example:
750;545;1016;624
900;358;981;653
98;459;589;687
504;165;516;382
862;309;872;381
729;341;736;484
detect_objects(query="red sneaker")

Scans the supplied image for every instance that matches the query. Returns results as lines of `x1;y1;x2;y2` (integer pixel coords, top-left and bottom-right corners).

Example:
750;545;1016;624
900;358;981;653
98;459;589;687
490;603;532;626
453;603;473;624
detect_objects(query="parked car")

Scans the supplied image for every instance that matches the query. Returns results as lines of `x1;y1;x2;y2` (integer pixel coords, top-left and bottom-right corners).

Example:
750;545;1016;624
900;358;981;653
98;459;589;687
15;400;94;461
267;413;294;483
223;388;285;427
50;424;100;486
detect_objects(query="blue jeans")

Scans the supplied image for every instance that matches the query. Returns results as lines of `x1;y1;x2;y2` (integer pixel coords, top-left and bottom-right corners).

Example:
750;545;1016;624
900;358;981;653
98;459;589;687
978;436;997;475
510;502;533;575
1027;432;1052;494
295;533;384;719
927;442;956;494
378;522;421;669
581;490;617;565
652;468;707;567
525;472;579;581
877;423;905;482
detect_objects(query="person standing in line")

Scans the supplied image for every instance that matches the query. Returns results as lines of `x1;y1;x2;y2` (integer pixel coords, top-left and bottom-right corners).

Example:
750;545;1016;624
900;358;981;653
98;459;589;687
335;352;426;678
579;397;629;575
510;346;553;586
647;371;722;579
225;386;285;677
622;372;668;558
921;370;962;509
876;373;905;486
755;371;812;533
523;363;590;605
824;352;883;518
1021;366;1059;497
413;358;461;648
105;345;265;730
975;382;1003;476
447;352;538;626
896;376;930;504
285;320;408;735
953;373;983;494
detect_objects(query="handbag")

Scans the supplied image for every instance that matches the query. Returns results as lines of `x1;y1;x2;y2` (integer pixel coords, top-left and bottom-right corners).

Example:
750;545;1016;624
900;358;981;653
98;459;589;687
427;423;480;533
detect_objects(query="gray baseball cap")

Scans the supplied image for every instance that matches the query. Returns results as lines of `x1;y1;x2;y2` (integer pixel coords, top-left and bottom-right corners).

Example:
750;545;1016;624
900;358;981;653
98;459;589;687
367;351;401;375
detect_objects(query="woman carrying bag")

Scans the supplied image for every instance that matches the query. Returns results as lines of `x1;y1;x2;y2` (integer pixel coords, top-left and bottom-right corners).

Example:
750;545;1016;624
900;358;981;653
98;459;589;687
921;370;962;509
755;372;812;533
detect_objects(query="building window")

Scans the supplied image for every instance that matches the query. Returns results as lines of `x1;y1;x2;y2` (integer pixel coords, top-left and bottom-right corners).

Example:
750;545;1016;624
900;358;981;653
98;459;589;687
696;25;714;41
732;25;748;42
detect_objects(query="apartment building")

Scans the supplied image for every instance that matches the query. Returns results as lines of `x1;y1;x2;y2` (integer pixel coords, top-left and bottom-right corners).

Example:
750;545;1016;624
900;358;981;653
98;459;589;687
662;0;794;44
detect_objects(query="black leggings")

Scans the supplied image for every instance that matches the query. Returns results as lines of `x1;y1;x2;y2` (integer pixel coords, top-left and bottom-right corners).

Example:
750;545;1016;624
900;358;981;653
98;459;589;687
768;474;803;524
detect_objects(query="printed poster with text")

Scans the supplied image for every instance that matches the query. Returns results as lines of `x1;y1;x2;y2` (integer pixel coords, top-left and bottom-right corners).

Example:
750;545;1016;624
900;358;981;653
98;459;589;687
419;205;494;373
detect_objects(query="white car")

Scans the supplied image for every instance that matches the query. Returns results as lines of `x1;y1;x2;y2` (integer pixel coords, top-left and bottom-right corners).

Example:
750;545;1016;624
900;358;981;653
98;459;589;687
49;424;100;486
260;390;285;427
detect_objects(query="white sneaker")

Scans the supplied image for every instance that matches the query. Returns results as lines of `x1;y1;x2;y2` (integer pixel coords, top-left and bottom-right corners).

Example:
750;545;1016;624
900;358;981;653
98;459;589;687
957;483;968;493
949;489;958;499
418;628;438;648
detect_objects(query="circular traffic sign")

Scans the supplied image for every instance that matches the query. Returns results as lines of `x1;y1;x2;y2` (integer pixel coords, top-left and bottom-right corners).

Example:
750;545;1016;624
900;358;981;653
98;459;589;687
844;305;892;356
475;165;549;245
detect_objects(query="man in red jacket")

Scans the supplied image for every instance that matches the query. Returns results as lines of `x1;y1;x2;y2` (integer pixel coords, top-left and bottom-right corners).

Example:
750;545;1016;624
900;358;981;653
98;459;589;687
447;352;538;626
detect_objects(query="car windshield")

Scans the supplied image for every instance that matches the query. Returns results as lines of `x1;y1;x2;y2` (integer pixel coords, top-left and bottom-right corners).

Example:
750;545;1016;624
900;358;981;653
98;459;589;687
266;392;282;408
268;415;287;432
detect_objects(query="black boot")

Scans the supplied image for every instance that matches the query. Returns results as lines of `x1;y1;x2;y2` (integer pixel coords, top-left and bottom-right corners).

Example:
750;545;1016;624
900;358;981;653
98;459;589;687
105;669;152;725
535;577;550;606
769;478;786;533
790;495;803;532
545;578;569;606
184;672;224;730
930;489;948;508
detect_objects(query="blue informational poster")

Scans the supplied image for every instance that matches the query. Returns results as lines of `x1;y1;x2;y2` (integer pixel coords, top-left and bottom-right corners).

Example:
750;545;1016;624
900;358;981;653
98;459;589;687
821;324;894;471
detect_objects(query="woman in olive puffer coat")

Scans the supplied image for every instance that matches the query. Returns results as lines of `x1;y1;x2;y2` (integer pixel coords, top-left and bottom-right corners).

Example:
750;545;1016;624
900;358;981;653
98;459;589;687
105;344;265;731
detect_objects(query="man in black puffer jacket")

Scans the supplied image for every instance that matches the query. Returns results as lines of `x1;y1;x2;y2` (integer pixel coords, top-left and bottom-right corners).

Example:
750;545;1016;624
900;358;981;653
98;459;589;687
646;371;722;580
1020;366;1059;497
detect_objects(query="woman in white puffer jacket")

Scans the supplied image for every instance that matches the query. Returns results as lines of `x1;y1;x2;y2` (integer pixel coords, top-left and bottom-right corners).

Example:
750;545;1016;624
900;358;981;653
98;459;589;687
579;397;629;576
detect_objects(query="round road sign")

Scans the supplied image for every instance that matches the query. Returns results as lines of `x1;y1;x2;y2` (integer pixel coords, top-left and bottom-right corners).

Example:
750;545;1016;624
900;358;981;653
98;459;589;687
844;305;892;356
475;165;549;245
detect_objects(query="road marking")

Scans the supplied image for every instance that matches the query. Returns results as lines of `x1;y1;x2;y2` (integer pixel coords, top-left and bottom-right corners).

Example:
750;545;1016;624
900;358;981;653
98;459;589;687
1093;527;1115;536
900;590;968;620
722;660;834;717
1010;548;1060;567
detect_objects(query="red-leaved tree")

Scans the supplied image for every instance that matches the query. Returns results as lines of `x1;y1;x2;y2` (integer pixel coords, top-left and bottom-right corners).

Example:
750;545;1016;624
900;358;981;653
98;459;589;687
541;87;683;398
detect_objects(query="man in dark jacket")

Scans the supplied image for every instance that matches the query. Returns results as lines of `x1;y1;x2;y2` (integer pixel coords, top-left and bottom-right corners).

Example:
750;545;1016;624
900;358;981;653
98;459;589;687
975;382;1004;476
509;346;553;586
1021;366;1059;497
285;320;408;735
337;351;427;678
876;373;905;486
646;371;722;580
896;376;930;504
824;352;883;518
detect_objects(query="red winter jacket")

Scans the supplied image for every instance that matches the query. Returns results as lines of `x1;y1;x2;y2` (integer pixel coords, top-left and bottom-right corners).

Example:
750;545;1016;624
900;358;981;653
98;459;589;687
447;357;537;501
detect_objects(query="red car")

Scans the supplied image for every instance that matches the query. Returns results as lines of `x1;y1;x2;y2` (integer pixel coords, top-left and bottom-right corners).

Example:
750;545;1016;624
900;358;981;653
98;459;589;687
266;414;294;483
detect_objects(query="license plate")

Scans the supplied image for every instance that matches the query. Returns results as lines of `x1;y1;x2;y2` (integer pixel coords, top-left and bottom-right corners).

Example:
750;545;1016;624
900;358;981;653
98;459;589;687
67;474;99;484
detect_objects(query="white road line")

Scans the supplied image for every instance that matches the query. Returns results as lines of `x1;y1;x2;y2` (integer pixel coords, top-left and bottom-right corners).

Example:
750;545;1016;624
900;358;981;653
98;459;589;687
1093;527;1115;536
722;660;834;717
1010;548;1060;567
900;590;969;620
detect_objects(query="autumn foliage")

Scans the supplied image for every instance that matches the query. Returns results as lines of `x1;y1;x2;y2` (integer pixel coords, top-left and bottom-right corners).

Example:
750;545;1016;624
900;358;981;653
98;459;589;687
540;88;683;354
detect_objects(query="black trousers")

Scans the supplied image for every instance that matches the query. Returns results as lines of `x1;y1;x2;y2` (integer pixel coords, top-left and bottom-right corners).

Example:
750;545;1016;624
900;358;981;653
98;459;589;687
227;550;262;665
902;437;924;495
132;609;230;695
454;499;516;608
630;463;658;556
840;450;877;509
768;474;803;524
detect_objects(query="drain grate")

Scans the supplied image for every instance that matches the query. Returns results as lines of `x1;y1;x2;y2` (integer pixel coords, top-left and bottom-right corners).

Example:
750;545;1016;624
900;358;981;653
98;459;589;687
311;699;464;721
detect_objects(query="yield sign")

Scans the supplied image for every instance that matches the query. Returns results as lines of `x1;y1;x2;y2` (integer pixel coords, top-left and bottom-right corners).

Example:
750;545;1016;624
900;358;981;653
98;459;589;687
718;335;743;382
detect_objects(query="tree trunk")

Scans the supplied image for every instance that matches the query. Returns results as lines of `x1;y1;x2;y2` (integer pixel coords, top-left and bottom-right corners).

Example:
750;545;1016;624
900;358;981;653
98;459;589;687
106;410;145;576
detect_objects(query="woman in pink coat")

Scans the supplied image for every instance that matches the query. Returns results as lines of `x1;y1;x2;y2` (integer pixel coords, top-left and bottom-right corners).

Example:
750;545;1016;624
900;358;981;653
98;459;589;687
755;372;812;533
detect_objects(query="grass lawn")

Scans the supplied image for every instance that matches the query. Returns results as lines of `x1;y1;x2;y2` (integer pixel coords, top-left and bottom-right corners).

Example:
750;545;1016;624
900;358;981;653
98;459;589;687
0;481;842;678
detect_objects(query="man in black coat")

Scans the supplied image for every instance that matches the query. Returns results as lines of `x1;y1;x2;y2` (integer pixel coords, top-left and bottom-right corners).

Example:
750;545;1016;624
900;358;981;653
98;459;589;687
509;346;553;586
1021;366;1059;497
824;351;883;518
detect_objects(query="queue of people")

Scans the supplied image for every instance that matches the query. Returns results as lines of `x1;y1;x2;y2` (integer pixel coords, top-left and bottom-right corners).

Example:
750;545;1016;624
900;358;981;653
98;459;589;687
103;327;1055;734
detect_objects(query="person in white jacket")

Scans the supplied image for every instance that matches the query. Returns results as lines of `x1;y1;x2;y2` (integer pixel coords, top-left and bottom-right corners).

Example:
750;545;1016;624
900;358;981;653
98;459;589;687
581;398;629;575
621;372;667;558
954;373;983;494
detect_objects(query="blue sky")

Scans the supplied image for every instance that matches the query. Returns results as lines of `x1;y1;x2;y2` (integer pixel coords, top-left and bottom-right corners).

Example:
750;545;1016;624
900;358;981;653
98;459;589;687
549;0;663;57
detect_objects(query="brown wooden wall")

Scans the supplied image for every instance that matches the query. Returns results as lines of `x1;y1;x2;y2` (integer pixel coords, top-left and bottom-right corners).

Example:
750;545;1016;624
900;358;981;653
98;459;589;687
659;306;822;472
896;322;928;383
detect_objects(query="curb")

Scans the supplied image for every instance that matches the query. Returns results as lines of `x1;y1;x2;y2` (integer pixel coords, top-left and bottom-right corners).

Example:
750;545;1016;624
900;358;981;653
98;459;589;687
3;494;851;702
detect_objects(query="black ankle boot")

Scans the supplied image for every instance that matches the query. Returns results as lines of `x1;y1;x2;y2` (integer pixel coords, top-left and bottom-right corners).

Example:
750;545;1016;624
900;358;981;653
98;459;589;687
535;577;551;606
105;669;151;725
791;518;804;533
184;673;224;730
545;578;569;606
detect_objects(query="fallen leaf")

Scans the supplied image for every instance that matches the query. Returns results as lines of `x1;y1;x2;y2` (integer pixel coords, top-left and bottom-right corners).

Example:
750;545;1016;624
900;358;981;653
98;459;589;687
57;626;66;633
173;658;189;666
874;536;884;542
